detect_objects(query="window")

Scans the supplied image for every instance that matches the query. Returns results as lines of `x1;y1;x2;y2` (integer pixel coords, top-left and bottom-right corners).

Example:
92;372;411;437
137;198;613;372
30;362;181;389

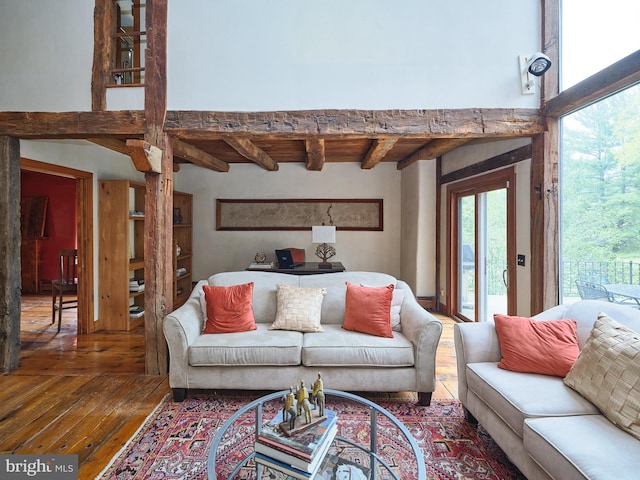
561;0;640;90
111;1;146;86
559;1;640;303
560;84;640;302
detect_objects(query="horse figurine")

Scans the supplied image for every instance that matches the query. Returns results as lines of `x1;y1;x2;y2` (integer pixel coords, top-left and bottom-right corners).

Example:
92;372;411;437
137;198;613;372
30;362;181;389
311;372;325;417
296;380;312;424
283;387;297;429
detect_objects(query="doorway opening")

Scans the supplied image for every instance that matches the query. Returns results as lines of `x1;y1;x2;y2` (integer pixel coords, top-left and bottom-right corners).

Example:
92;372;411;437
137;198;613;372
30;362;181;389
20;158;94;334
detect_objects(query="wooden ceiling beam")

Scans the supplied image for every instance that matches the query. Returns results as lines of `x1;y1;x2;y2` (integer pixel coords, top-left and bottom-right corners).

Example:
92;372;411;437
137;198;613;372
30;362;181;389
305;138;325;171
361;138;398;169
171;138;229;172
0;111;146;138
397;138;471;170
164;108;543;139
544;50;640;118
223;137;279;171
87;138;129;155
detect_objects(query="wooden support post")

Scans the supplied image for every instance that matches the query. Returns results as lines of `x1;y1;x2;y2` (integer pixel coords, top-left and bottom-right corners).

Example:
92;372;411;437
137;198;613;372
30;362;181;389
531;128;559;313
143;132;173;375
0;136;21;372
143;0;171;375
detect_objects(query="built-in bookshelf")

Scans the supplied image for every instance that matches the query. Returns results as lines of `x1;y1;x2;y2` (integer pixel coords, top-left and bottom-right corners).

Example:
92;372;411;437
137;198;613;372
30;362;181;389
98;180;146;331
173;191;193;309
98;180;193;330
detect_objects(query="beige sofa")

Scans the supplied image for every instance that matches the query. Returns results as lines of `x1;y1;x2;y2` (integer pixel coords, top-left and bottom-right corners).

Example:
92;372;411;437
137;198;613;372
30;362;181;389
455;300;640;480
163;271;442;404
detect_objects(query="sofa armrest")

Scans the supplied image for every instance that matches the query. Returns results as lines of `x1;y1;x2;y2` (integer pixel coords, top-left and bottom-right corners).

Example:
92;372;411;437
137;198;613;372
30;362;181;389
397;282;443;393
163;293;205;389
453;322;502;406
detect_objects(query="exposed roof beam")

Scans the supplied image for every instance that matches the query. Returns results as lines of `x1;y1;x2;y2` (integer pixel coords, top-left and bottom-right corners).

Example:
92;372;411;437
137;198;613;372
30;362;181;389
223;137;279;171
0;111;146;138
544;50;640;118
171;138;229;172
440;143;532;184
361;138;398;169
164;108;543;140
88;137;129;155
397;138;471;170
305;138;325;171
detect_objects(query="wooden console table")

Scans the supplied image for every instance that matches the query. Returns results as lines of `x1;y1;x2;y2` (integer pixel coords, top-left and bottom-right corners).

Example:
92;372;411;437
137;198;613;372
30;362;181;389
248;262;345;275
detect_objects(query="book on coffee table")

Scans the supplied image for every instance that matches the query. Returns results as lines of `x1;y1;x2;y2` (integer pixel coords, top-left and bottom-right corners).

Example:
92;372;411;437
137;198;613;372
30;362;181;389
256;409;337;462
255;423;337;473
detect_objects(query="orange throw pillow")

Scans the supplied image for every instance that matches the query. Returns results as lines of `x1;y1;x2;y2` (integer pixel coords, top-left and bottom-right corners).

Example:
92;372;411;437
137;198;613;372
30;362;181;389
202;282;256;334
494;314;579;377
342;282;394;338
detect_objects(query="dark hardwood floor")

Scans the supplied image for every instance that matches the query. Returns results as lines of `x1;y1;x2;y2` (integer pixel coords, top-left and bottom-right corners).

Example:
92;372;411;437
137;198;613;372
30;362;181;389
1;294;457;479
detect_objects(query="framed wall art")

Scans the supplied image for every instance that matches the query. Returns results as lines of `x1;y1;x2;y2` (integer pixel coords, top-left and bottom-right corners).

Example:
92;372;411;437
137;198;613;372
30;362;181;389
216;198;383;231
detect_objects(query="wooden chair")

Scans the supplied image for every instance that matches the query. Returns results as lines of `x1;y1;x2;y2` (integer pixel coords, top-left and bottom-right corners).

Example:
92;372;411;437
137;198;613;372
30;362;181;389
51;249;78;332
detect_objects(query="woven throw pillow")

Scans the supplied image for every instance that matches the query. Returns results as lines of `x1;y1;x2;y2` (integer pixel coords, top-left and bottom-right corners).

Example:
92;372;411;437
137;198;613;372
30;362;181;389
564;313;640;440
494;314;579;377
343;282;394;338
270;284;326;333
202;282;256;334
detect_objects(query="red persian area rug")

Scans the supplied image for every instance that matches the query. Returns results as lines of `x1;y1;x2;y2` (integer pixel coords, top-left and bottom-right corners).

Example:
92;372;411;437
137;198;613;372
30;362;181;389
97;391;525;480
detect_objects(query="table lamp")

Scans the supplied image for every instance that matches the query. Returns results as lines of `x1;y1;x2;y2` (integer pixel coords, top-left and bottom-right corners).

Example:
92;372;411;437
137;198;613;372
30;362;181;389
312;225;336;269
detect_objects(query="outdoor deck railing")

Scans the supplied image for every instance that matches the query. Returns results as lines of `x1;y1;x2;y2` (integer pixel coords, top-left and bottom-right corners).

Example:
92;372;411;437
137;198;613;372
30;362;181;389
481;259;640;297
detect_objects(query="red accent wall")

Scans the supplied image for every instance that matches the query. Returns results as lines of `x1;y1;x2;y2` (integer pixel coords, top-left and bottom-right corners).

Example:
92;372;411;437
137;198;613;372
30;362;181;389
21;171;77;282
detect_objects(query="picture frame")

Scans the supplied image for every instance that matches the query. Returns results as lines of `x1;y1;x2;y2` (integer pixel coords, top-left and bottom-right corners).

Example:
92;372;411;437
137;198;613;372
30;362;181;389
216;199;383;231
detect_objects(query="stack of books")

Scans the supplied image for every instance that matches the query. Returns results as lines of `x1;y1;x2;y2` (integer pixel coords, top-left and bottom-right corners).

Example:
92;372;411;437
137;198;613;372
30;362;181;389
248;261;275;270
129;279;145;293
255;409;338;479
129;305;144;319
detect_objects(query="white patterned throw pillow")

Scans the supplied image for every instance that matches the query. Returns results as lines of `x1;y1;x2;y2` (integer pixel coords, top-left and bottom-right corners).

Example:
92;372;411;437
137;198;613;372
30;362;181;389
270;284;327;333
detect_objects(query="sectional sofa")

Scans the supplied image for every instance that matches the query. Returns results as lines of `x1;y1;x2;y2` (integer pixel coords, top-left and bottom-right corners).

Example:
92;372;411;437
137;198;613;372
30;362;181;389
163;271;443;404
455;300;640;480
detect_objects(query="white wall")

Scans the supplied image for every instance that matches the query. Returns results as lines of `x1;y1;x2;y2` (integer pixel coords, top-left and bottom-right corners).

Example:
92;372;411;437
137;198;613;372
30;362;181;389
20;139;145;321
168;0;542;111
173;162;403;281
0;1;542;112
439;138;532;316
0;0;94;112
401;160;437;296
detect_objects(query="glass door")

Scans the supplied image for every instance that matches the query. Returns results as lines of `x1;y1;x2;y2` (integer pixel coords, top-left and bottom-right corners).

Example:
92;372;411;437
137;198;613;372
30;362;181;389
449;168;515;322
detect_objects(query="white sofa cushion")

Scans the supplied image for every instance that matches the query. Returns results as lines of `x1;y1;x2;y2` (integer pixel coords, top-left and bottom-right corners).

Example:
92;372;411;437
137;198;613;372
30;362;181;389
524;415;640;480
189;324;303;366
466;362;599;438
301;324;414;367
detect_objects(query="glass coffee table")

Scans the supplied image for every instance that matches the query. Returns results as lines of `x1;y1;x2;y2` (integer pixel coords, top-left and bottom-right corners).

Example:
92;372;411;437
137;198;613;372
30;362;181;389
208;389;426;479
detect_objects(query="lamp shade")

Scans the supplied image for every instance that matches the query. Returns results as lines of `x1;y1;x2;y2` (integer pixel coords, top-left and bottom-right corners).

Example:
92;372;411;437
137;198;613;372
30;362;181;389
312;225;336;244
